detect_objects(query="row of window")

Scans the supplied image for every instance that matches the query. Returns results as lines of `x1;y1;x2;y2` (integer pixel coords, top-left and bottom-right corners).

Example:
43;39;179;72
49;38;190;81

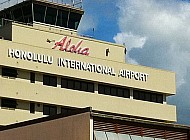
133;90;163;104
61;78;94;93
1;67;164;104
43;75;94;93
94;131;165;140
98;84;130;98
1;98;74;116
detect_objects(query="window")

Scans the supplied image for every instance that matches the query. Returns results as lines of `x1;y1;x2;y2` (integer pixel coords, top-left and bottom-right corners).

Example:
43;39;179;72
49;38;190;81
61;107;75;114
2;67;18;78
98;85;105;94
30;102;35;114
61;78;94;93
130;135;144;140
30;72;35;83
94;131;107;140
45;7;57;25
156;94;163;103
1;98;17;108
68;12;82;30
13;8;23;22
56;10;68;27
34;4;46;23
43;105;57;116
133;90;163;104
98;84;130;98
43;75;57;87
22;4;32;23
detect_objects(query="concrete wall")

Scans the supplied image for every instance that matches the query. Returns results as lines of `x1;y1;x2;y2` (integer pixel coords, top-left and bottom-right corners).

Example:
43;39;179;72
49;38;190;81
12;23;126;63
0;75;176;124
0;112;90;140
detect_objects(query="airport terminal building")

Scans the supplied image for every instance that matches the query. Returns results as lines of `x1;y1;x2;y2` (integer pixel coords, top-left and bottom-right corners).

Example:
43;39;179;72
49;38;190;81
0;0;189;139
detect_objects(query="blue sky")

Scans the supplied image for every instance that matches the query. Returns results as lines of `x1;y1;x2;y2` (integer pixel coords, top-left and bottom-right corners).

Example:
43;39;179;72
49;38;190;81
78;0;190;125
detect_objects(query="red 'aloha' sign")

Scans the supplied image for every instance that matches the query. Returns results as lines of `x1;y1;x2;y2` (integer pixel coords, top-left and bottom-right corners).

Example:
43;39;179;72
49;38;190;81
51;36;90;56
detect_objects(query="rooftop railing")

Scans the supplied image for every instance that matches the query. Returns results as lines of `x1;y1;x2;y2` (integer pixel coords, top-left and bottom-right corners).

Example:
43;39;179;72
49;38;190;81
0;0;82;11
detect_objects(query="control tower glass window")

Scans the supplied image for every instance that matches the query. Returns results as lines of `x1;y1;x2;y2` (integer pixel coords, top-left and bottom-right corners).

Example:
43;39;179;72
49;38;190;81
68;12;81;30
34;4;46;23
56;10;68;27
45;7;57;25
12;8;23;22
22;4;32;23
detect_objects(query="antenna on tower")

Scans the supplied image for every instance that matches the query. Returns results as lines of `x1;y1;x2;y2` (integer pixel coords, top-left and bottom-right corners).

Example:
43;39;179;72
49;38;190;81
92;28;95;38
71;0;83;8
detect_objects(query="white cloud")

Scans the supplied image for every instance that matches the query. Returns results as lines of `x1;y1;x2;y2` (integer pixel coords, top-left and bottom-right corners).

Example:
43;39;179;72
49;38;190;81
113;32;146;51
114;0;190;125
77;13;97;34
113;32;146;64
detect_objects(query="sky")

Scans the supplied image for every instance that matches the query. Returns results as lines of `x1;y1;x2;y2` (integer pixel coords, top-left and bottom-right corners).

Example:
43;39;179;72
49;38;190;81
78;0;190;125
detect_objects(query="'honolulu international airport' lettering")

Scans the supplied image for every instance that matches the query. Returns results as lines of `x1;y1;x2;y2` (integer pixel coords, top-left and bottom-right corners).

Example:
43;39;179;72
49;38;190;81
7;48;149;82
119;69;148;82
8;48;53;64
57;58;116;76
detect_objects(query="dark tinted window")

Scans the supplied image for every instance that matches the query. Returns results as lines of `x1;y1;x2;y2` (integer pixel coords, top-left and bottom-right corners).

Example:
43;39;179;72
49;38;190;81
61;79;67;88
133;90;163;104
61;107;75;114
105;86;111;95
81;82;88;91
98;85;105;94
22;4;32;23
98;84;130;98
61;78;94;93
74;81;81;90
13;8;23;22
30;102;35;113
1;98;17;108
88;83;94;92
30;72;35;83
45;7;57;25
34;4;46;22
56;10;68;27
68;79;74;89
2;67;18;78
43;75;57;87
43;105;57;116
117;89;123;97
123;89;130;98
68;12;82;30
157;94;163;103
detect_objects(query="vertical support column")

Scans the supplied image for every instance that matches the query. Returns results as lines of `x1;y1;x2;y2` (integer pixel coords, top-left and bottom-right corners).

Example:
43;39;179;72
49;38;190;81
32;3;34;22
57;77;61;88
57;106;61;114
163;94;167;104
90;118;94;140
130;88;133;99
94;82;98;94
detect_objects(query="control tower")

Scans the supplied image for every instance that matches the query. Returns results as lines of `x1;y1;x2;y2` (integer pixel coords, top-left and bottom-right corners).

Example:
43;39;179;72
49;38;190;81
0;0;83;30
